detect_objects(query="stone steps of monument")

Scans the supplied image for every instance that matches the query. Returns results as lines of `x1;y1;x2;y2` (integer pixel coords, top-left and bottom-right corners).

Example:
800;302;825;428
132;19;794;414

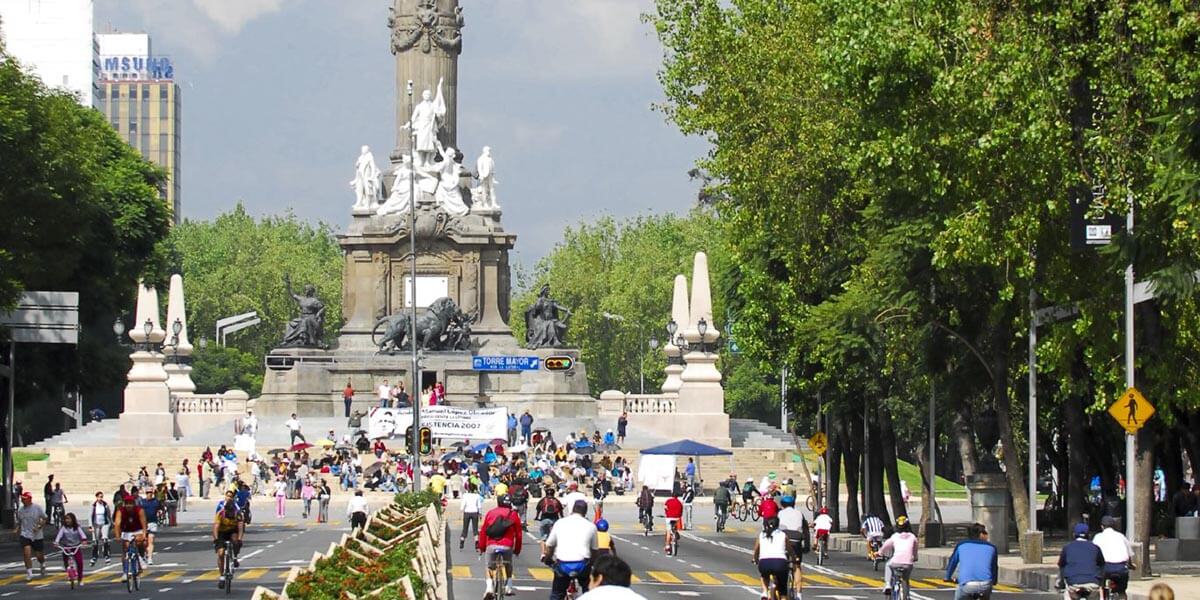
32;419;122;447
730;418;795;449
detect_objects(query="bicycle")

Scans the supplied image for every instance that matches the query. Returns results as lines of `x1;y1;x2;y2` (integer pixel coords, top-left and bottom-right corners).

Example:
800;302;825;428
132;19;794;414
640;509;654;536
483;547;511;600
715;504;729;532
222;538;236;595
814;531;829;566
60;545;82;589
122;537;142;593
665;518;680;556
867;537;883;571
888;564;912;600
749;497;762;522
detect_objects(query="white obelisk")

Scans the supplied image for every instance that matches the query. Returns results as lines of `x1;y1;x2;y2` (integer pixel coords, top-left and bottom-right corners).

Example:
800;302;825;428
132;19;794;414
662;274;689;394
163;274;196;394
119;281;174;443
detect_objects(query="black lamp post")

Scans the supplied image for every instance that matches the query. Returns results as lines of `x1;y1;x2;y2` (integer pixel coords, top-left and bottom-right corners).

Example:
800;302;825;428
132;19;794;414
697;318;709;353
666;320;683;365
168;318;183;364
112;318;126;345
141;319;153;352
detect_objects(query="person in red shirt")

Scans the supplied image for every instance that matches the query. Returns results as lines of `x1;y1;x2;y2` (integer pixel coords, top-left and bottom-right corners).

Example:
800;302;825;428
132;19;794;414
372;439;387;458
758;494;780;520
664;493;684;555
477;494;522;599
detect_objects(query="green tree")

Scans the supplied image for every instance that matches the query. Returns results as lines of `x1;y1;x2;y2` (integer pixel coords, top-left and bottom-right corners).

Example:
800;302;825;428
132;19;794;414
0;48;172;440
191;346;264;396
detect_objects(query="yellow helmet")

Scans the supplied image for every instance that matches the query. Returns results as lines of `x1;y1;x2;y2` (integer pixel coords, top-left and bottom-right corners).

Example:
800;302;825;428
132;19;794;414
896;515;909;527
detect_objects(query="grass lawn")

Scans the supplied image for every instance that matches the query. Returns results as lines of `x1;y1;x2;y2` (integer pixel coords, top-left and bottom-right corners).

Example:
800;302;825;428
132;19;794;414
889;459;967;498
13;450;47;472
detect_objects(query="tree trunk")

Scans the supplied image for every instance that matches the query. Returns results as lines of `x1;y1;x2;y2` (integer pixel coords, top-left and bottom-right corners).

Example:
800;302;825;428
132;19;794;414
1135;426;1155;542
844;414;862;531
866;405;889;521
880;407;907;521
827;420;844;532
1065;388;1090;532
992;325;1032;541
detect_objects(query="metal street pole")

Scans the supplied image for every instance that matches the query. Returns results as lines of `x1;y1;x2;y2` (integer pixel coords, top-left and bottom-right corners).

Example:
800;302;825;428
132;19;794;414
3;342;13;527
780;365;788;432
929;377;936;523
407;80;421;492
638;323;644;395
1029;288;1038;536
1124;193;1135;542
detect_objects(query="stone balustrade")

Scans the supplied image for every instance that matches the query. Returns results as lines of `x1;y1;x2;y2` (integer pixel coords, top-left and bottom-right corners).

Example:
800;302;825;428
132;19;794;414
624;394;677;414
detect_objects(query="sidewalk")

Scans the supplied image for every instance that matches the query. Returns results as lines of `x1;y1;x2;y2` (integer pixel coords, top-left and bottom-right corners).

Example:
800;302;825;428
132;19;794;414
829;532;1200;599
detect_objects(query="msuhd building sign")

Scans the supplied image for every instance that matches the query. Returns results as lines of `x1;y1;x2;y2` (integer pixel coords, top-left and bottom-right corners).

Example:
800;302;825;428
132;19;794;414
100;55;174;80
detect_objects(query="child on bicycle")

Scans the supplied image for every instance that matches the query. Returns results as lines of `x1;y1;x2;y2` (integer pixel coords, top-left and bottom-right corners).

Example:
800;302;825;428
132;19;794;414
813;507;834;559
663;493;684;555
879;515;918;598
54;512;87;587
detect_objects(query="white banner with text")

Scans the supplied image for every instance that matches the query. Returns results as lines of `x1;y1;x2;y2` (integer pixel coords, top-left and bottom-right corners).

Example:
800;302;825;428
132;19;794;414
367;406;509;441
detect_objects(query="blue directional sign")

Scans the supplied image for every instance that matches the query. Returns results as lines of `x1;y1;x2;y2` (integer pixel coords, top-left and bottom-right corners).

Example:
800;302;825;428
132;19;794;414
472;355;541;371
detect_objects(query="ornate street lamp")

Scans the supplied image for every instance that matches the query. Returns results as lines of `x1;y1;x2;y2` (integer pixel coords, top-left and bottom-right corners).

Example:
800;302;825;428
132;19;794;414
697;318;709;352
112;318;126;345
666;319;678;340
198;336;208;351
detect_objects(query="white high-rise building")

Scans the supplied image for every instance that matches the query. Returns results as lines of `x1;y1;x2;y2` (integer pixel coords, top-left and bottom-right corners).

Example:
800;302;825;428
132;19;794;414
0;0;99;107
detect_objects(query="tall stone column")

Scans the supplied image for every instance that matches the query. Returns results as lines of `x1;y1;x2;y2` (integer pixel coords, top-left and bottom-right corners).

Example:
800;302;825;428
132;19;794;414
163;274;195;394
120;282;175;443
389;0;463;162
662;274;688;394
677;252;730;446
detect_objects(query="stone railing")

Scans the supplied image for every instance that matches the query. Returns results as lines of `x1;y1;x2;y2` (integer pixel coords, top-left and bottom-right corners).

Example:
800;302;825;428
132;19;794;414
624;394;677;414
170;389;250;414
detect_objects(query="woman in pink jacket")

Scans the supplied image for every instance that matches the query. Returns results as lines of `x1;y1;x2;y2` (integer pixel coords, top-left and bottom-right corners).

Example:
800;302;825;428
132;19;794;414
879;516;919;598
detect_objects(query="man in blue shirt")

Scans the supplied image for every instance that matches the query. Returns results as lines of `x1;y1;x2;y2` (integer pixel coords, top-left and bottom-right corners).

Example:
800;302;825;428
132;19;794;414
1058;523;1103;598
945;523;998;599
519;411;534;445
137;488;162;565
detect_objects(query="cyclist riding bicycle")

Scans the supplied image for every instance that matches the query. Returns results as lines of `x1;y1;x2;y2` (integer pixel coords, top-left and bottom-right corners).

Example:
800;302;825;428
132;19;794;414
753;517;793;600
636;485;655;532
713;481;732;532
663;493;684;555
758;493;780;520
777;496;808;596
542;499;599;600
945;522;998;599
212;490;245;590
137;488;162;565
1057;523;1104;600
879;515;918;597
1093;515;1135;596
594;519;617;557
477;494;522;600
861;513;885;560
813;507;834;559
536;486;564;541
112;494;148;583
742;477;760;505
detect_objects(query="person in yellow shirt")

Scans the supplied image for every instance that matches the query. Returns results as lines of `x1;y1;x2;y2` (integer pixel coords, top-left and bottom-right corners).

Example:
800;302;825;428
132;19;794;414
429;472;447;496
494;480;509;498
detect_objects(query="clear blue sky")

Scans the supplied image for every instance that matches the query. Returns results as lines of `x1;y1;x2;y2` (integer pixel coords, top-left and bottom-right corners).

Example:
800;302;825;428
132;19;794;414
95;0;709;266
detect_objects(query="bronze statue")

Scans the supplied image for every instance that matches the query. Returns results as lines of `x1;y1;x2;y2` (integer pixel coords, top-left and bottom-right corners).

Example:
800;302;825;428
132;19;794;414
372;296;469;352
281;275;326;348
523;284;571;349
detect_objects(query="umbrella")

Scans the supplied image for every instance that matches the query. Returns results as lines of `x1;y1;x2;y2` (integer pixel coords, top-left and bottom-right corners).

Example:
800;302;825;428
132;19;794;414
490;438;506;446
334;443;353;451
575;446;596;456
440;451;464;463
290;442;314;452
364;462;386;477
315;438;335;448
600;443;621;452
532;427;551;433
471;443;490;452
449;441;469;448
267;448;287;455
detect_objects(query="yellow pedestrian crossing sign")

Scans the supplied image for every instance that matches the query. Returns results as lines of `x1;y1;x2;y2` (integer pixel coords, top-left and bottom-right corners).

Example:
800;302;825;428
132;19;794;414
1109;387;1154;434
808;432;828;456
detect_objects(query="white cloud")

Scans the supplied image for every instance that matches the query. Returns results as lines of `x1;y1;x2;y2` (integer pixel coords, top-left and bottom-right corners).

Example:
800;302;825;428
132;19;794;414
190;0;283;34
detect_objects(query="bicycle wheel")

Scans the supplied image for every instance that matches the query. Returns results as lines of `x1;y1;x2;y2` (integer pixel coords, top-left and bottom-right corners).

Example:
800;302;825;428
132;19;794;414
750;506;761;522
225;542;235;595
806;494;817;512
817;539;825;566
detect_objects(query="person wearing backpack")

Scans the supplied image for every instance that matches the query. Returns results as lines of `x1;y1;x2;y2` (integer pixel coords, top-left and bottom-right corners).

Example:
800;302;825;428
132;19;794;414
478;494;522;599
509;481;530;531
536;486;564;541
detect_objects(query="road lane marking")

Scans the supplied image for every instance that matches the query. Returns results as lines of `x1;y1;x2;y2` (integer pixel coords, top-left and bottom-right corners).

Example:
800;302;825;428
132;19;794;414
242;568;269;580
838;573;882;587
647;571;683;583
193;570;221;581
688;572;722;585
159;587;173;592
724;572;760;585
155;571;185;581
528;568;553;581
242;549;265;560
803;573;852;587
450;566;470;577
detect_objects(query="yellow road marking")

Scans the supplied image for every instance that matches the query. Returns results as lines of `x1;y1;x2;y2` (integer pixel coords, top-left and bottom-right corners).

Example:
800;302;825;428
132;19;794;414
995;584;1022;592
631;574;642;583
647;571;683;583
241;568;269;580
194;570;221;581
0;574;25;585
279;571;292;579
450;565;471;578
528;567;553;581
920;578;955;587
26;574;63;585
155;570;185;581
803;573;851;587
839;573;883;587
725;572;761;585
906;578;936;589
689;572;723;585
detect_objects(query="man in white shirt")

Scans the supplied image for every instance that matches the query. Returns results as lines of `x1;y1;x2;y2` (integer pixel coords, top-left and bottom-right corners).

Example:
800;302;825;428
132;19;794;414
1093;515;1134;595
346;490;369;530
543;500;599;600
284;414;306;444
561;482;588;517
243;410;258;438
377;380;391;408
777;496;807;594
577;554;647;600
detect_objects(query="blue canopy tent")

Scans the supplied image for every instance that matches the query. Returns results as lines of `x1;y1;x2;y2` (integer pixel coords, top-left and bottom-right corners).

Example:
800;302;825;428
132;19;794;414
639;440;733;493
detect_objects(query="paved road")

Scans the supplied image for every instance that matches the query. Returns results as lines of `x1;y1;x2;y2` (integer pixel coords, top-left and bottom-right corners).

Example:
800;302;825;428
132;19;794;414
447;503;1058;600
0;501;351;599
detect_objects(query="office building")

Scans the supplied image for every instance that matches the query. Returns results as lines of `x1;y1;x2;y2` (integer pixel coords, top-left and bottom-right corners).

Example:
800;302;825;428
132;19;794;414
96;32;181;222
0;0;99;107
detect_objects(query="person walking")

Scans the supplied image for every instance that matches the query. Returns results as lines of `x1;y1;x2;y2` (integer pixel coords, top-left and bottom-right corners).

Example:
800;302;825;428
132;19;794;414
347;490;369;530
89;491;112;566
507;413;518;446
274;476;288;518
616;412;628;444
285;413;306;445
681;483;695;530
50;483;67;527
343;379;355;416
165;482;180;526
243;410;258;438
460;482;483;549
316;480;332;523
176;460;191;512
301;478;315;519
520;411;534;445
17;491;48;580
42;476;54;520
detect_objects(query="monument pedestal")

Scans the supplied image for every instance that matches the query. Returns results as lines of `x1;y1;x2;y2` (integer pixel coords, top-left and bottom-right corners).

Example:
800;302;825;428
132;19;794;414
256;348;336;417
484;349;596;418
967;472;1010;554
119;350;175;443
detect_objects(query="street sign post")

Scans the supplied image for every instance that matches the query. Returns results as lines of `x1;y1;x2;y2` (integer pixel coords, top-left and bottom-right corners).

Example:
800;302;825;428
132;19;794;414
1108;387;1154;434
808;432;828;456
471;356;541;371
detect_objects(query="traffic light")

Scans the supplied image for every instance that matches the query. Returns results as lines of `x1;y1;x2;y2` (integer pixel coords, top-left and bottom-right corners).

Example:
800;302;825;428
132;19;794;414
405;426;415;454
544;355;574;371
418;426;433;455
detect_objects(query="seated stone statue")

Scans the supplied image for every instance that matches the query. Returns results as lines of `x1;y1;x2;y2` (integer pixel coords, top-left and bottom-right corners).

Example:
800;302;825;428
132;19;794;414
280;276;325;348
523;284;570;349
